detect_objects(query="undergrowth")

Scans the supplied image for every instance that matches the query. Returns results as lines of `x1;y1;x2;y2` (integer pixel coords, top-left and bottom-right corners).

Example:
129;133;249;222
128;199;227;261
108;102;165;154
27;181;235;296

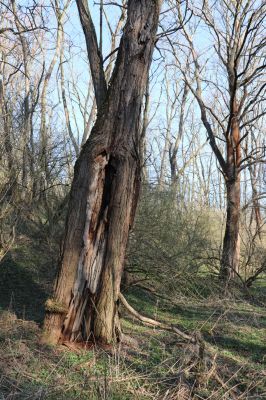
0;201;265;399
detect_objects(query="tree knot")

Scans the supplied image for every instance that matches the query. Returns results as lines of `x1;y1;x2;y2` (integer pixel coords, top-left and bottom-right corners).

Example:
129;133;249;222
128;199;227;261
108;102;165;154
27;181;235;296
138;22;150;45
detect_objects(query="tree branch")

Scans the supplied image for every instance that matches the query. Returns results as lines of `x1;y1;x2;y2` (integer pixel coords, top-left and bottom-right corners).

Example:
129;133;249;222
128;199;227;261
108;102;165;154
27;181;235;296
119;293;194;342
76;0;107;110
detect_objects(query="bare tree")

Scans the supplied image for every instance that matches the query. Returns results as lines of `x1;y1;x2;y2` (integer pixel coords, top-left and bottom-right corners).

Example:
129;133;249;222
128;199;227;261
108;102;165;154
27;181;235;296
172;0;266;282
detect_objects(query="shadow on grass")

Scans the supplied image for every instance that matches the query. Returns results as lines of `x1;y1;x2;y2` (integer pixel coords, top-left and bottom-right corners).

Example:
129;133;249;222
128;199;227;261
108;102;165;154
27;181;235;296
126;286;266;330
170;303;266;328
0;254;49;324
206;334;266;364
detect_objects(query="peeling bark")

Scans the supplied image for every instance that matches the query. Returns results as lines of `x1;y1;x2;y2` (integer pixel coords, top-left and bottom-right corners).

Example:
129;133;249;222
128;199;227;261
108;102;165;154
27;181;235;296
43;0;161;345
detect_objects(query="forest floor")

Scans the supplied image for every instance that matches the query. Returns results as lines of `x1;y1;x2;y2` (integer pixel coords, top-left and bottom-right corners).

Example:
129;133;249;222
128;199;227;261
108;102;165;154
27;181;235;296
0;237;265;399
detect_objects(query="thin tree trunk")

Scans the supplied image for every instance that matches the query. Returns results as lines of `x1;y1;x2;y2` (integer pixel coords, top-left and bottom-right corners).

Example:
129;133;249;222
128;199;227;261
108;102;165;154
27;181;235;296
59;35;79;157
0;60;14;187
139;77;150;181
169;82;188;191
39;0;69;196
43;0;161;345
249;157;262;240
12;0;31;195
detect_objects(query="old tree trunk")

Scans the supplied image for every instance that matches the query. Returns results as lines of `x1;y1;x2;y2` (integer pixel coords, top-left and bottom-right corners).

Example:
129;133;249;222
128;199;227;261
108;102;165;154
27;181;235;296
43;0;161;345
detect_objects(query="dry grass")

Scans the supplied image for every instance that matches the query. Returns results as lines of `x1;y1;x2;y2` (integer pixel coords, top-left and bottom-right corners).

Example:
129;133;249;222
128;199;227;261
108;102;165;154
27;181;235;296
0;285;265;400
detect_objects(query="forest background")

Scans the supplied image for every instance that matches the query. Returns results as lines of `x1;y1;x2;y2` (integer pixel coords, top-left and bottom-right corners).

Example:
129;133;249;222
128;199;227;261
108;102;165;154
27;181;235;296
0;0;265;398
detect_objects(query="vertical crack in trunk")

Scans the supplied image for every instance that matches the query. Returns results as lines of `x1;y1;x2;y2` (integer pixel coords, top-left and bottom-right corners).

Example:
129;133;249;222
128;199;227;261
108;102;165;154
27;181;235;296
60;153;116;342
43;0;161;345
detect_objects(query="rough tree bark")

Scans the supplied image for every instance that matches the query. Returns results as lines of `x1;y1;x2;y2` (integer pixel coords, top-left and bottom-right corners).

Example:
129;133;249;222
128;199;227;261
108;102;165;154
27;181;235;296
220;102;242;280
43;0;161;345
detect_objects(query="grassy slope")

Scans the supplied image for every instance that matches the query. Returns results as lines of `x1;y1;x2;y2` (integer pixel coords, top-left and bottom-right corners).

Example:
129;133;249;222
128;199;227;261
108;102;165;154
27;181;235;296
0;242;265;399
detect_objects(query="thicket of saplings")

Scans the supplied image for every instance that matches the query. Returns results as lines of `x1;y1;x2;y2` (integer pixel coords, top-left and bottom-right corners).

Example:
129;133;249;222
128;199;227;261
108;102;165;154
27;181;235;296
127;186;265;298
1;179;264;300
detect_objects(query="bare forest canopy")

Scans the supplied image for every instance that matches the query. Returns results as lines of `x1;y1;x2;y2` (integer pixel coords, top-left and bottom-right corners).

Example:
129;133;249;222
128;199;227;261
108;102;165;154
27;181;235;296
0;0;266;399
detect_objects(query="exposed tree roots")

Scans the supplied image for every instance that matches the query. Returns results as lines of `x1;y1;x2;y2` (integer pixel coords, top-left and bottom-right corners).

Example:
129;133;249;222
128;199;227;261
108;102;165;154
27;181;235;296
119;293;197;343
